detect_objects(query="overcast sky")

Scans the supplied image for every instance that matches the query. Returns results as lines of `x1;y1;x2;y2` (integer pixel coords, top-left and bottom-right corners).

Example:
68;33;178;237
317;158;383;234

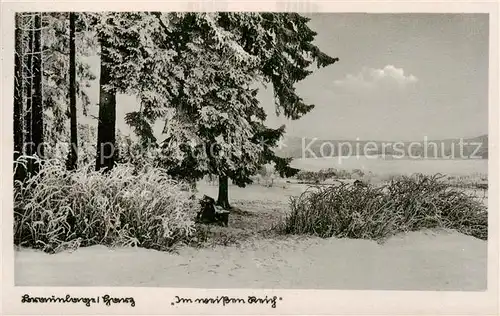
83;13;489;142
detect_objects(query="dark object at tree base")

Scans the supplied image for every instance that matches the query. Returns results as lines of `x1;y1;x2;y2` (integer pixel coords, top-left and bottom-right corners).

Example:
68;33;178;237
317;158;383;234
354;180;367;187
197;195;229;227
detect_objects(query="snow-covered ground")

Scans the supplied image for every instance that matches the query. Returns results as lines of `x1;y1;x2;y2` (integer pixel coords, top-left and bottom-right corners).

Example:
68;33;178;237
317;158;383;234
15;181;487;290
15;229;486;290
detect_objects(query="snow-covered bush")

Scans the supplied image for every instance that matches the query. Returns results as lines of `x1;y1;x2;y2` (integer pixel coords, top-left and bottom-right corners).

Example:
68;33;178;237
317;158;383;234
14;155;198;253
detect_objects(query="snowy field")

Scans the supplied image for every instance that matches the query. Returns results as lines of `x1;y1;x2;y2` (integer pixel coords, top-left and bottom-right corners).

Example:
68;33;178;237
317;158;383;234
15;229;487;290
291;157;488;176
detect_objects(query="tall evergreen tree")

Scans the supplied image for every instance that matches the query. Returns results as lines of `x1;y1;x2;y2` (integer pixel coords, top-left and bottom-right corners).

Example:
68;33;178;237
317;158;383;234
187;13;338;208
95;38;116;172
213;13;338;208
154;13;264;190
67;12;78;170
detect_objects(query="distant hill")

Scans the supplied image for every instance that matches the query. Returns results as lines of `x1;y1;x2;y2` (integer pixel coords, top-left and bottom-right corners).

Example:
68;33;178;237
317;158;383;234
275;134;489;159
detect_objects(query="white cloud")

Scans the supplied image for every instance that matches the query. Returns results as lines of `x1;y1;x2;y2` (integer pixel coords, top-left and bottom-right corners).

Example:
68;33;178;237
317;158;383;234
334;65;418;90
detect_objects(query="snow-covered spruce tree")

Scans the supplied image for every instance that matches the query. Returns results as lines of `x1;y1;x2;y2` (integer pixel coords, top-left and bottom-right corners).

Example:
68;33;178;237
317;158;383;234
202;13;339;208
152;13;265;194
90;12;271;182
189;13;339;209
91;12;264;184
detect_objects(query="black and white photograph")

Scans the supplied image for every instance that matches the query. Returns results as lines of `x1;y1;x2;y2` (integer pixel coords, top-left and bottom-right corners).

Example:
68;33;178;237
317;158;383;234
1;1;499;315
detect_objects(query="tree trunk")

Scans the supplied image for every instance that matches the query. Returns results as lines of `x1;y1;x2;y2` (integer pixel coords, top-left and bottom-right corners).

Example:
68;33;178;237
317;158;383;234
24;17;34;175
216;175;231;209
67;12;78;170
14;14;25;182
95;39;116;172
31;12;44;174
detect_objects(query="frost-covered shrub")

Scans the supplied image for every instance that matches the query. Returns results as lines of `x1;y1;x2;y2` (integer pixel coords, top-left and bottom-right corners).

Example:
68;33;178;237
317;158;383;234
14;155;198;253
279;174;487;241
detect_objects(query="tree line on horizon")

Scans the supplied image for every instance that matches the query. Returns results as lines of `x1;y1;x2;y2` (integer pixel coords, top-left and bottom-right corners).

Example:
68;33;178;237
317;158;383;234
275;135;489;159
13;12;339;209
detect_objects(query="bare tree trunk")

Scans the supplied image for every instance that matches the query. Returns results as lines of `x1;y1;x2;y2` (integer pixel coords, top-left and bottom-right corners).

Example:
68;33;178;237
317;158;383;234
67;12;78;170
95;39;116;172
216;175;231;209
24;17;34;175
14;13;25;182
31;12;44;174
